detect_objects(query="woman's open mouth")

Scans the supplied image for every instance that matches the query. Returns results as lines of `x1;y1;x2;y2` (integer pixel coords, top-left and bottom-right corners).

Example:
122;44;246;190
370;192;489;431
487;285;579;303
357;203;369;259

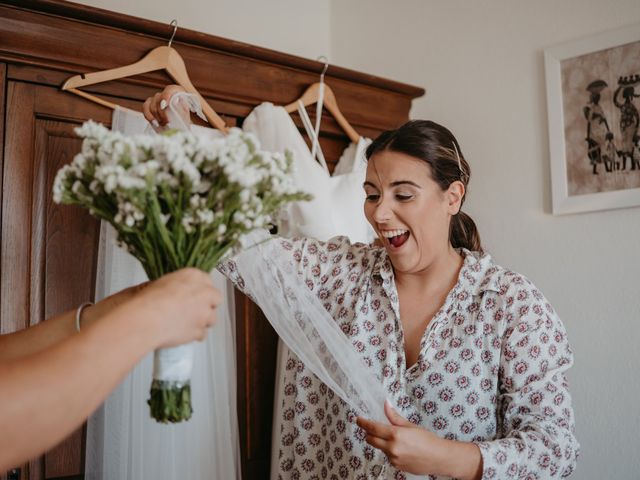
382;229;410;249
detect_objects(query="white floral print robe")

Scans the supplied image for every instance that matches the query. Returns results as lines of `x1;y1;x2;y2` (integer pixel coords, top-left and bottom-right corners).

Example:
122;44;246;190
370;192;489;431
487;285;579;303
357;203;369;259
219;235;579;480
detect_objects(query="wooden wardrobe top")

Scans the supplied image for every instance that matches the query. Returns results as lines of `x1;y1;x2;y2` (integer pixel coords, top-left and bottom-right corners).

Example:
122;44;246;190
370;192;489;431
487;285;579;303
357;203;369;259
0;0;425;137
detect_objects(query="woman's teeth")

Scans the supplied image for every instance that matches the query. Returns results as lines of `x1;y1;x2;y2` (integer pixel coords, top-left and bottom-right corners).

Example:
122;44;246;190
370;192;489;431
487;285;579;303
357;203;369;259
382;230;410;248
382;229;408;238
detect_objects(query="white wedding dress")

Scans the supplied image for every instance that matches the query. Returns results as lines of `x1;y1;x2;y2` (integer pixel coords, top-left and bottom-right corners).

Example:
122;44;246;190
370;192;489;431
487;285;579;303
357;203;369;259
85;107;241;480
243;102;373;243
242;102;375;479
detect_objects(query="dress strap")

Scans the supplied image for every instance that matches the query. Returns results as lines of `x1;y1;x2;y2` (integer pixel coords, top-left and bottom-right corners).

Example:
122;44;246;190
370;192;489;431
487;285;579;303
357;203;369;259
168;92;205;131
297;84;329;173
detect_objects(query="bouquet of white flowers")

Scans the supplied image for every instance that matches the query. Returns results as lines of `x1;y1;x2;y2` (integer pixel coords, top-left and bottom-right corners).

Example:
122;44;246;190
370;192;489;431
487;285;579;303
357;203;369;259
53;120;310;423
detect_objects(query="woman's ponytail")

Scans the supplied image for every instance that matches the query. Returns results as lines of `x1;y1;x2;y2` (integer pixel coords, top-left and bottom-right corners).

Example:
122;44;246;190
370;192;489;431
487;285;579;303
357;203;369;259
450;211;482;253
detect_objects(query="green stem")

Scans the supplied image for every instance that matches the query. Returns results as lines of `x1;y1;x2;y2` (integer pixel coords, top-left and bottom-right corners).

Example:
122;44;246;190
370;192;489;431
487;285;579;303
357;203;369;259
147;191;180;270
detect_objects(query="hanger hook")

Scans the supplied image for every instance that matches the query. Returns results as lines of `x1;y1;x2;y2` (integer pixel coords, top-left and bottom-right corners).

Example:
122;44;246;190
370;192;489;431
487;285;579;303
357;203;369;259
168;19;178;48
317;55;329;83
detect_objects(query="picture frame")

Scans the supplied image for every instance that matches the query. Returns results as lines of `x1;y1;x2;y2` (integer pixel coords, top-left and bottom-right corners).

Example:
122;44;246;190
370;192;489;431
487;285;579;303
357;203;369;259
544;23;640;215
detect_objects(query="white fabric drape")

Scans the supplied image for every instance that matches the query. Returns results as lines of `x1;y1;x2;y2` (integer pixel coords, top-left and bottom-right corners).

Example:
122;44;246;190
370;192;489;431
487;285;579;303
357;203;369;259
242;102;375;479
85;107;240;480
232;234;422;480
235;232;388;422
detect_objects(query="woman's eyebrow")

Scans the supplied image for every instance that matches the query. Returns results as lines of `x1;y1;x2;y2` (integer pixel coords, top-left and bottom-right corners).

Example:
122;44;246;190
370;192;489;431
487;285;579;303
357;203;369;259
364;180;422;189
390;180;421;188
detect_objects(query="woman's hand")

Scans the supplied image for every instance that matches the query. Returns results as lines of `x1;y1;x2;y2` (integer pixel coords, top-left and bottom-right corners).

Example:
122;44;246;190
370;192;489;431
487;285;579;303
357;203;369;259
142;84;189;127
128;268;222;348
84;269;221;349
357;401;445;475
356;401;482;480
82;283;147;329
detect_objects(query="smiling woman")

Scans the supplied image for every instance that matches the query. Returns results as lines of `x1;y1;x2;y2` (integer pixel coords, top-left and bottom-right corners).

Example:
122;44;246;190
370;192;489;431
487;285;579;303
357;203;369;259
364;120;479;255
144;85;579;479
219;119;580;479
353;121;578;478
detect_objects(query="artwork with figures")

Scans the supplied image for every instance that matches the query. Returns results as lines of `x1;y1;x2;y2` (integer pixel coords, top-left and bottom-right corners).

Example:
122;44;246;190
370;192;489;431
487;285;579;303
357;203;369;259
561;39;640;195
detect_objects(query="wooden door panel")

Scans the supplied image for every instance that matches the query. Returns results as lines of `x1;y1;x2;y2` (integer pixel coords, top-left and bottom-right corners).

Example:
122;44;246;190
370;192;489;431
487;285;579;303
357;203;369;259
0;62;5;279
2;81;36;336
36;120;100;479
235;291;278;478
2;82;104;479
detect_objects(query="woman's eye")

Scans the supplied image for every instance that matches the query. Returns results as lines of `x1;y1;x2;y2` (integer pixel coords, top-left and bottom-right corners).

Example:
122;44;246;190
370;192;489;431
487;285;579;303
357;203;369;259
396;194;413;201
366;194;380;202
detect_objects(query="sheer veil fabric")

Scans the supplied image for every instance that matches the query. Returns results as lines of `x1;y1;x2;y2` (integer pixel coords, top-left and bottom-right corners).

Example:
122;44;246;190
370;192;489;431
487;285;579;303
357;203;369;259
84;107;241;480
242;103;378;479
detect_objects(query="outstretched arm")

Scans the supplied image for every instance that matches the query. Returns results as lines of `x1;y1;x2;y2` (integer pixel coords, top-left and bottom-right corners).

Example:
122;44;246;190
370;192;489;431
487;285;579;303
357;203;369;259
0;285;142;363
0;268;221;471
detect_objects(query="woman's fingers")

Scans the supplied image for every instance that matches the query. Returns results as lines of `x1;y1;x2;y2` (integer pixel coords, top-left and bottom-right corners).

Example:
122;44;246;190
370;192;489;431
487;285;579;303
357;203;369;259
384;400;413;427
143;93;162;127
356;416;393;440
151;92;168;125
365;434;389;451
142;97;154;124
142;85;188;128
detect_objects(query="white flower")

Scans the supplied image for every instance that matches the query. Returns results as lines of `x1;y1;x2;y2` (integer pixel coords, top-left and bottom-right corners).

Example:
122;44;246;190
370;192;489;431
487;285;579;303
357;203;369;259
114;201;144;228
233;211;246;224
75;120;109;140
181;215;195;233
71;181;83;195
118;174;146;190
196;209;214;225
52;165;72;203
194;180;211;194
55;119;310;277
190;195;204;209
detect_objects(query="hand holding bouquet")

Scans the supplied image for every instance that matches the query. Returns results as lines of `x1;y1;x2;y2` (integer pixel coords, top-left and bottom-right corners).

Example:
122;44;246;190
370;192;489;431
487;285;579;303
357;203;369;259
53;121;309;422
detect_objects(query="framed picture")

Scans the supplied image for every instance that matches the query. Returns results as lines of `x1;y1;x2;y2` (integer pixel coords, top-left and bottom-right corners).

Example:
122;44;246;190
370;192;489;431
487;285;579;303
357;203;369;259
544;24;640;214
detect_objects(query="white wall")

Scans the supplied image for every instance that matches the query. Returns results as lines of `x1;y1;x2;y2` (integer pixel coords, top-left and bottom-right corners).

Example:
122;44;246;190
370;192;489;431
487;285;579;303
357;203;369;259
330;1;640;478
74;0;331;60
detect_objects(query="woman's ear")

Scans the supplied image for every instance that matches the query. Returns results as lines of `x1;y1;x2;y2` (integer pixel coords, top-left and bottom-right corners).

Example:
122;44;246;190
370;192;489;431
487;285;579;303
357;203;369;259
446;181;465;215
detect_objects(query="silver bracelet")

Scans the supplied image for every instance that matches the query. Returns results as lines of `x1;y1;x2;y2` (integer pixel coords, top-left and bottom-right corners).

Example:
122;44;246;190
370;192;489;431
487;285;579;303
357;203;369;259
75;302;94;332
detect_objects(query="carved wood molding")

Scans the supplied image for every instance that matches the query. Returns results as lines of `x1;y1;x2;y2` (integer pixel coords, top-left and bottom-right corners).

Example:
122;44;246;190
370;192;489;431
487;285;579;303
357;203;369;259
0;0;424;135
1;0;424;97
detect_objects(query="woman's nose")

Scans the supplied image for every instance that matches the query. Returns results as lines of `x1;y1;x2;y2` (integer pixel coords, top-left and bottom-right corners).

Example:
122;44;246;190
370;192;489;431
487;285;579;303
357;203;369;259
373;198;392;223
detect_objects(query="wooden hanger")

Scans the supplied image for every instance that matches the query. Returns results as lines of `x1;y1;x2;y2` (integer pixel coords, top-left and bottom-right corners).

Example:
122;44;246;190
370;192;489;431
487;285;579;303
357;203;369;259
284;58;360;143
61;20;228;133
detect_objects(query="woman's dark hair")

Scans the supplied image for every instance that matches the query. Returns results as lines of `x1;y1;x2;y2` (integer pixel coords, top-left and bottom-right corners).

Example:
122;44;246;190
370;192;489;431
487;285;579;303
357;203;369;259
365;120;482;252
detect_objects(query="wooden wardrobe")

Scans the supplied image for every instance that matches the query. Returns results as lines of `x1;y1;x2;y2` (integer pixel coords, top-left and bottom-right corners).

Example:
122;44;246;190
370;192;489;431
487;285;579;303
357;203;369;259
0;1;424;479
